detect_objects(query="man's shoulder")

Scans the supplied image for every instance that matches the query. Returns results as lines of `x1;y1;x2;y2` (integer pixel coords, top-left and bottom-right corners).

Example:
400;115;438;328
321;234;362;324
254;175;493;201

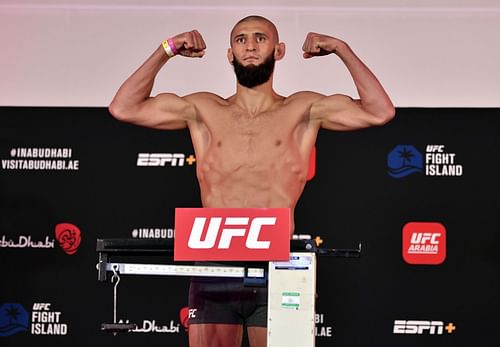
284;91;325;104
185;91;227;104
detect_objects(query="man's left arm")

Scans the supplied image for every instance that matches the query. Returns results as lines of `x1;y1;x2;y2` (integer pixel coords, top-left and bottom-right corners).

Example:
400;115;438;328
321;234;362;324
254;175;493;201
303;32;395;130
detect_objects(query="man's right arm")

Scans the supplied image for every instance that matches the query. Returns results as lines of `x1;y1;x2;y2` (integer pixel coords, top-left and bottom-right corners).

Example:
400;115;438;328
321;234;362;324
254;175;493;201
108;30;206;130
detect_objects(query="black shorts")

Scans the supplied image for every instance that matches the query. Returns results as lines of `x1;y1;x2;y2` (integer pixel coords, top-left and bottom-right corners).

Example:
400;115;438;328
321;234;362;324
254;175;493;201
188;276;268;327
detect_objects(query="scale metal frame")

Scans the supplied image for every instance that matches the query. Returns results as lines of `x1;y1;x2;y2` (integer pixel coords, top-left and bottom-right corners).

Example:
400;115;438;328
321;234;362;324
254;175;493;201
96;237;361;346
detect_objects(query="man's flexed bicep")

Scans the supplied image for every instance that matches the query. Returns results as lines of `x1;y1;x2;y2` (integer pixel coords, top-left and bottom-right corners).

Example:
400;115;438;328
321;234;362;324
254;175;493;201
310;94;384;131
302;32;395;130
109;29;206;129
114;92;196;130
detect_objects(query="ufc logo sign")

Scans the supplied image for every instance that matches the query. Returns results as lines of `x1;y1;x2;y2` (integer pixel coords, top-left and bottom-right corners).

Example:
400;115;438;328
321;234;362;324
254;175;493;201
32;303;51;310
174;208;290;261
188;217;275;249
402;222;446;265
426;145;445;152
410;232;441;245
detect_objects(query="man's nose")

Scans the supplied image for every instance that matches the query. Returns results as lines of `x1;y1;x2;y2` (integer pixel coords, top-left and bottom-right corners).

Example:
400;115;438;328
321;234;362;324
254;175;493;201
245;41;257;51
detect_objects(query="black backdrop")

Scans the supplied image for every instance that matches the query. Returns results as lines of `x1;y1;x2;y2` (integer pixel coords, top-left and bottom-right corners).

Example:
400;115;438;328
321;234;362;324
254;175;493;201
1;106;499;346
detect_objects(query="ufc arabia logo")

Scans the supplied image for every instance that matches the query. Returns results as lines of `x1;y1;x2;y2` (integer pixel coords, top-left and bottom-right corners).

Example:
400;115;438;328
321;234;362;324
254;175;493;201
188;217;275;249
402;222;446;265
408;233;441;254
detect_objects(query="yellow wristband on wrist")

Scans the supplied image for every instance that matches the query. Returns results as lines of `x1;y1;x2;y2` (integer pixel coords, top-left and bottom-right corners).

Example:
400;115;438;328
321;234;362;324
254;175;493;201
162;39;175;58
162;38;178;58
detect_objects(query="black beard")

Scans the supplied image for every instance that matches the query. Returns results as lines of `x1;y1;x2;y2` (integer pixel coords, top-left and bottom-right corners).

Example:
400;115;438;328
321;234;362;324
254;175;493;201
232;53;275;88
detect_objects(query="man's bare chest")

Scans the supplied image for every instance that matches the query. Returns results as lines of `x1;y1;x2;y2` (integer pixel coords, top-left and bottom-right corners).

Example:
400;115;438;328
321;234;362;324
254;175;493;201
209;110;301;155
215;105;305;136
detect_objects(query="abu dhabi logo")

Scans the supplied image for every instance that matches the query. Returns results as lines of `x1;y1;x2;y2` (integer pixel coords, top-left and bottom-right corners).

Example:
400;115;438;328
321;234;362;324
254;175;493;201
387;145;423;178
55;223;82;255
0;303;29;336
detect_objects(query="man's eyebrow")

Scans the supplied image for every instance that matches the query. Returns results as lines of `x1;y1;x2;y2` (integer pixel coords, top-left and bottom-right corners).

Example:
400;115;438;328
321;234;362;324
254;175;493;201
233;32;267;40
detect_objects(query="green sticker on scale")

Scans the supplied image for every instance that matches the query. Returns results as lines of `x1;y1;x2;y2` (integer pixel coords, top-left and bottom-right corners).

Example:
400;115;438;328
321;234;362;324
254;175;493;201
281;292;300;309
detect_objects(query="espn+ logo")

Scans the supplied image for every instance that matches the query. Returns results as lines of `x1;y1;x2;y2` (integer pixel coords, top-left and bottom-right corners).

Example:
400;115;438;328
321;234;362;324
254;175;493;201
137;153;195;167
394;320;456;335
402;222;446;265
188;217;275;249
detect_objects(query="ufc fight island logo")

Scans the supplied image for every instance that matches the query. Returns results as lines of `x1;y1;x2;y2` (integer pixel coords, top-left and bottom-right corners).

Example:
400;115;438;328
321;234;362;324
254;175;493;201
174;208;290;261
402;222;446;265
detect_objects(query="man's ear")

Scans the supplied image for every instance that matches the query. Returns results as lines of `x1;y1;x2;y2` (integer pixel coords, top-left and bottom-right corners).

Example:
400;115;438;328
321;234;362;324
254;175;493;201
227;48;234;64
274;42;286;61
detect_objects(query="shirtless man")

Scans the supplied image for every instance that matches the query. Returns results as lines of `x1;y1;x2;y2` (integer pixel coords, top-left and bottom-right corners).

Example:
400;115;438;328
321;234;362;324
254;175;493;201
109;15;394;347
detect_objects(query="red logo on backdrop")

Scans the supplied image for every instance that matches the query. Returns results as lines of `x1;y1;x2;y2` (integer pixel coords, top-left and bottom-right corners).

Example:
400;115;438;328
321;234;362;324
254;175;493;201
179;307;189;331
174;208;290;261
55;223;82;255
307;145;316;181
402;222;446;265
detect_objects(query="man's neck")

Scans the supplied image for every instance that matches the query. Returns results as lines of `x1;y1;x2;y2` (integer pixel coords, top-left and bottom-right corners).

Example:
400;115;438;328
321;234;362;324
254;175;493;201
232;80;281;116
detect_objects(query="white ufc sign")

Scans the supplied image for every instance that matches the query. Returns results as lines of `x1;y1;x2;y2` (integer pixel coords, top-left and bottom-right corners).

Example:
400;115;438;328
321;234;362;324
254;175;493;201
174;208;290;261
188;217;276;249
410;232;441;245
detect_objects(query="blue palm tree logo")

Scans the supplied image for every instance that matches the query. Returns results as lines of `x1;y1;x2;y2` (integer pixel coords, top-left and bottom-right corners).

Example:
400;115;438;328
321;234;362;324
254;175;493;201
387;145;423;178
0;303;29;336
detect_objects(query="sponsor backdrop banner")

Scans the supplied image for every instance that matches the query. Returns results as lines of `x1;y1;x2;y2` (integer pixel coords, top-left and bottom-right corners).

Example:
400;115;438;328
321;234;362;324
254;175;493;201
0;107;499;346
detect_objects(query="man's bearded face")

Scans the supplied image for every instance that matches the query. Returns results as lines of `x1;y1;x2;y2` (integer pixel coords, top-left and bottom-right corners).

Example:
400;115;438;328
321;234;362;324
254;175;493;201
232;51;276;88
